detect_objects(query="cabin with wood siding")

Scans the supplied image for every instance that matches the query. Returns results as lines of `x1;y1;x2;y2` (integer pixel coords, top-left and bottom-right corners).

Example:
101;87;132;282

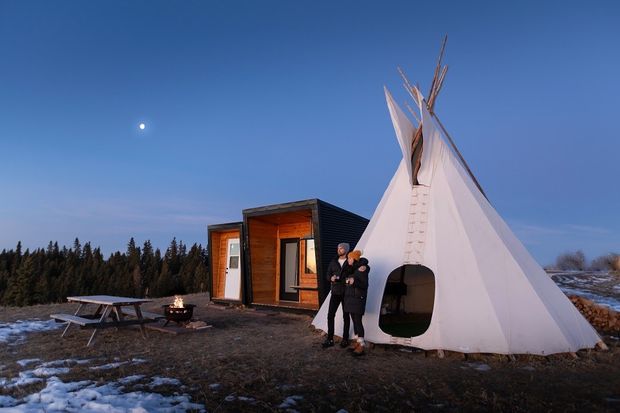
208;199;368;311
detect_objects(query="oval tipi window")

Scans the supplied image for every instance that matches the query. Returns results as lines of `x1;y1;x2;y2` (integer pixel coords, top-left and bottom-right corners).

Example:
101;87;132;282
378;265;435;338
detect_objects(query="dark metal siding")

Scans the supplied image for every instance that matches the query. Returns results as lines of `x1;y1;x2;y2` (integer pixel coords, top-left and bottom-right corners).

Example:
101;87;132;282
316;200;369;303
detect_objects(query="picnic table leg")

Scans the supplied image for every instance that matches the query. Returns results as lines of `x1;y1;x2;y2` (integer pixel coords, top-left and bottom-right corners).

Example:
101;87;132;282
113;305;125;321
112;305;125;331
93;304;104;317
133;304;148;339
87;305;111;347
62;303;85;337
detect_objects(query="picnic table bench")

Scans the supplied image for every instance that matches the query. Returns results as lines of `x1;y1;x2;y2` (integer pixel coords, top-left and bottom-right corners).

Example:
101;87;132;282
50;314;102;326
50;295;160;347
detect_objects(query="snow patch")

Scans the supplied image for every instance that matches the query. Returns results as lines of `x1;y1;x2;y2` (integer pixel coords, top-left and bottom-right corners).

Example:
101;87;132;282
149;376;182;387
32;367;71;377
38;358;92;368
1;371;44;388
279;395;304;408
5;376;205;412
552;272;620;311
118;375;146;385
0;395;18;408
461;362;491;372
89;361;128;370
16;359;41;367
0;320;61;344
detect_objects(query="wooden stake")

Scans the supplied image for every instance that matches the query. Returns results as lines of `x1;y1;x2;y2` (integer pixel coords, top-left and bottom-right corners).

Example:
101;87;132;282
428;35;448;106
596;340;609;351
430;65;449;111
398;68;421;106
430;113;489;201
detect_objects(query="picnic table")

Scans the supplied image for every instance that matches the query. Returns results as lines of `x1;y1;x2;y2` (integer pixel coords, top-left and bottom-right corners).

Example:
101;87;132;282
50;295;163;347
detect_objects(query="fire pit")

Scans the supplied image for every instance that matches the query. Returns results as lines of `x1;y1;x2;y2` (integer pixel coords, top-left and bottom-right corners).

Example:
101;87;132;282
162;296;195;326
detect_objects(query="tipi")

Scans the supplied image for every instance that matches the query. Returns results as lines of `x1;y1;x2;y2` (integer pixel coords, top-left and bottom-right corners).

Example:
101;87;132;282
312;47;604;355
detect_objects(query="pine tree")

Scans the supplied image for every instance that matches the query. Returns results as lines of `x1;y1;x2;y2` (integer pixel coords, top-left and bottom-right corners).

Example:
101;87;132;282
127;237;142;296
141;240;158;297
4;255;36;306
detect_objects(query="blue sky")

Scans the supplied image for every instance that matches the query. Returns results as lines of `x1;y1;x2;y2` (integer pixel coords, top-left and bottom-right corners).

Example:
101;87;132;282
0;0;618;265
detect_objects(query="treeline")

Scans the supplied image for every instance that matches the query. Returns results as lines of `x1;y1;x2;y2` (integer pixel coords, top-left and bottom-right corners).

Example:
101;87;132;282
551;250;620;272
0;238;209;307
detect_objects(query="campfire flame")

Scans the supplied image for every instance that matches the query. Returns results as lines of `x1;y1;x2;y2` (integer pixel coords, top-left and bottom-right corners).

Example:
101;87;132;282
172;295;184;308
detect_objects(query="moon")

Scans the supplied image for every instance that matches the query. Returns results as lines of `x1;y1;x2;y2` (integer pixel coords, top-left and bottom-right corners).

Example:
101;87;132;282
139;123;146;130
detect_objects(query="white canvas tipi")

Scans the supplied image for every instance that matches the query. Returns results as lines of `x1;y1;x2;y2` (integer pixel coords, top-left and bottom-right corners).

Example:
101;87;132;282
312;86;603;355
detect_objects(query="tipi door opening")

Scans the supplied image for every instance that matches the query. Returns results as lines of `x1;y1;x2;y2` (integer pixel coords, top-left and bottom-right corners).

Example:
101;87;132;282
379;265;435;338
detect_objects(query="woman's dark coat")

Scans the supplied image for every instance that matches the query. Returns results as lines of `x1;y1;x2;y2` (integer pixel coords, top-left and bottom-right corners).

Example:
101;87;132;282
343;258;370;315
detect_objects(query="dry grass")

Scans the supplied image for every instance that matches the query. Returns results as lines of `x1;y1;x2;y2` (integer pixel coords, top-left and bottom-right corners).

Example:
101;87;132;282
2;293;620;412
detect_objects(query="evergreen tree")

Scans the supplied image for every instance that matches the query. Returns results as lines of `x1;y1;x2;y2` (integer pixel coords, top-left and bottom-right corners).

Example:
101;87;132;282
4;255;36;306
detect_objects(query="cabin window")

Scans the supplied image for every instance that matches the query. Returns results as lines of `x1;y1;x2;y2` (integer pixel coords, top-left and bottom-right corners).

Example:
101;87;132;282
379;265;435;338
304;239;317;274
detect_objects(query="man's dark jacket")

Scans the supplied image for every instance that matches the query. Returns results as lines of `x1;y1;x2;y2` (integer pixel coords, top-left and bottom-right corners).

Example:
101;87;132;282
326;257;350;296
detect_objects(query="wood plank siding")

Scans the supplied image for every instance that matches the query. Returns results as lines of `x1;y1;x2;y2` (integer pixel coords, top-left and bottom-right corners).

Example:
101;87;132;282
247;218;278;303
248;213;319;308
210;230;241;299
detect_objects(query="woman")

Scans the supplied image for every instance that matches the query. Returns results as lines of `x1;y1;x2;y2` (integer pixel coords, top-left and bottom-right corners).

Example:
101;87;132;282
343;250;370;356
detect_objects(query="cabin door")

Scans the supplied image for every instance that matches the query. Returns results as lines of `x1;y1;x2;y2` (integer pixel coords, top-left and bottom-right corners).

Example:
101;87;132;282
224;238;241;300
279;238;299;301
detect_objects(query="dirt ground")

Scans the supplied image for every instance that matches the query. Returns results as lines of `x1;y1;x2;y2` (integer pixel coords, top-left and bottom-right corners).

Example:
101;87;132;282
2;293;620;412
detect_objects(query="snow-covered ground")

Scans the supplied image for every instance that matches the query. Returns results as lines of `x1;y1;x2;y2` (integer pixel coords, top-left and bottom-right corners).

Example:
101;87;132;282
0;358;205;412
551;271;620;311
0;320;61;345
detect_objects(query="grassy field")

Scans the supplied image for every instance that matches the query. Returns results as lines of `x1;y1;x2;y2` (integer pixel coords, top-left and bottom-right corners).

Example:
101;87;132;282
1;293;620;412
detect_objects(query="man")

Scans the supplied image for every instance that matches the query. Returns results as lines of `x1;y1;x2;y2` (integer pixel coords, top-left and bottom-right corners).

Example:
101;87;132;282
322;242;352;348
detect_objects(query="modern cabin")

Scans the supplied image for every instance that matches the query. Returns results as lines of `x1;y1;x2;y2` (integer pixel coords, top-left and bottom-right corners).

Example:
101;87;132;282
207;199;368;312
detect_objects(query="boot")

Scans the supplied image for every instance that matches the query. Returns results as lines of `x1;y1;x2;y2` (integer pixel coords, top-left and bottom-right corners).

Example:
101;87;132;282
340;339;350;348
347;340;360;352
321;338;334;349
353;344;365;357
353;339;366;357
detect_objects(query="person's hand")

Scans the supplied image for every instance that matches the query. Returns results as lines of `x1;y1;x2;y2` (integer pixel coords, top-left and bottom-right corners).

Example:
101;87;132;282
347;277;354;285
359;265;367;272
331;275;337;282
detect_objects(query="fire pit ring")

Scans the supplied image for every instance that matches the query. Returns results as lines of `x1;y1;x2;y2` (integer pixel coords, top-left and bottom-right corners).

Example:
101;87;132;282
162;303;196;326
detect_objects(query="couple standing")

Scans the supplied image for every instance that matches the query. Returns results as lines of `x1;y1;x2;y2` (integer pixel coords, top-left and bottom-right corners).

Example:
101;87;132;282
321;243;370;356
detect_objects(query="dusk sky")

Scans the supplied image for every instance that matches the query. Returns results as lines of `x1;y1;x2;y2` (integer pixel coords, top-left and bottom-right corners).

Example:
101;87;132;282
1;0;618;265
